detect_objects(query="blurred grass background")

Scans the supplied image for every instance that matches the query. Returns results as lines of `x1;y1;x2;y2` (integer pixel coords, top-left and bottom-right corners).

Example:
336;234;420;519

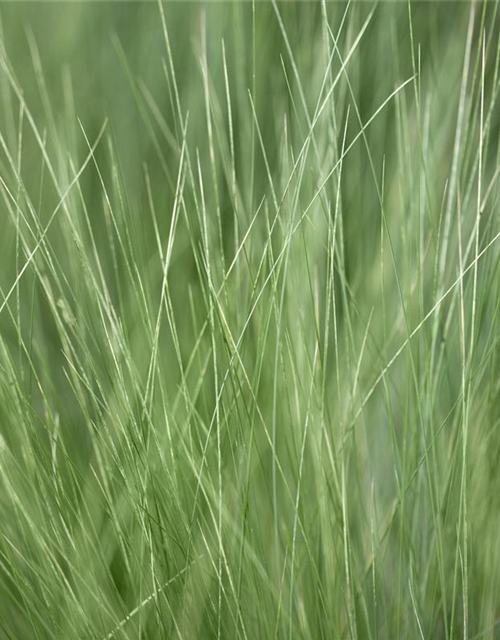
1;1;500;638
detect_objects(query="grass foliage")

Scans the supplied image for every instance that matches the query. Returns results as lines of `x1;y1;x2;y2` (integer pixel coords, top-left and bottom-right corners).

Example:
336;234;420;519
1;1;500;638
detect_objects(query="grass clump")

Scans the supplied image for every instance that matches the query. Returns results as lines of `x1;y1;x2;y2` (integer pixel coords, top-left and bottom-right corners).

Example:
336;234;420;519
1;2;500;638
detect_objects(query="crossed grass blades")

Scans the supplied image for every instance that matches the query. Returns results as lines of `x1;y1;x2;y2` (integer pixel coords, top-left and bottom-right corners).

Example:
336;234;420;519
1;2;500;639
